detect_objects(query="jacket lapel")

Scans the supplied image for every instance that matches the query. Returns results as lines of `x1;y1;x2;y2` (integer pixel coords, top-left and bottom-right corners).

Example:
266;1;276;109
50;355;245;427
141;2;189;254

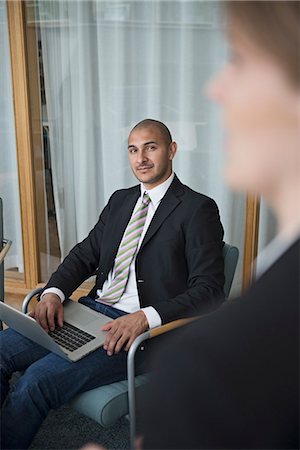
139;175;184;251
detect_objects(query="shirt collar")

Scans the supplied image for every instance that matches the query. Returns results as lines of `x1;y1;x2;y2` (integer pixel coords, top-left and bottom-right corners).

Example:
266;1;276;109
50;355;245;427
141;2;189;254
140;172;175;207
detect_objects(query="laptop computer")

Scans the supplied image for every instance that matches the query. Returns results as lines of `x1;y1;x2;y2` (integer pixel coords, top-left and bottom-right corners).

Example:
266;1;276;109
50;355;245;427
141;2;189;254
0;299;111;362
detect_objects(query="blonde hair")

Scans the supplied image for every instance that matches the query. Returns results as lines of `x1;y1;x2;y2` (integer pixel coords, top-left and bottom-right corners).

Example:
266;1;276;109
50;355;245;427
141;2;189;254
225;1;300;87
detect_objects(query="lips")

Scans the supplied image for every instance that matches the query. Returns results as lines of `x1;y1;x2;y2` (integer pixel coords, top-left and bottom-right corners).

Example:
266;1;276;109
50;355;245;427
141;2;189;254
137;166;153;171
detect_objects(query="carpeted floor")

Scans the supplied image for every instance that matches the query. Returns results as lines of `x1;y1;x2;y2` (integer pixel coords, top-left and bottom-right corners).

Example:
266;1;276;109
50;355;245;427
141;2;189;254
29;405;130;450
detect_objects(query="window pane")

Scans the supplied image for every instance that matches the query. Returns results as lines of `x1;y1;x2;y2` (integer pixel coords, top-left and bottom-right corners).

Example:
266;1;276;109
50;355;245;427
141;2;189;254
25;0;245;294
0;1;24;278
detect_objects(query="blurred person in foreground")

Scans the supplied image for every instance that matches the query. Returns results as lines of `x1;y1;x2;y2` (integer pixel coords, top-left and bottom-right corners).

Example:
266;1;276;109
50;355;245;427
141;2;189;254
138;2;299;449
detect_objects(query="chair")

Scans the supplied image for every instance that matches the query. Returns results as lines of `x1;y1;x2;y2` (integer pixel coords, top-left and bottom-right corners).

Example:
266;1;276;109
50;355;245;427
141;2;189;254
222;242;239;299
0;198;12;331
22;242;239;446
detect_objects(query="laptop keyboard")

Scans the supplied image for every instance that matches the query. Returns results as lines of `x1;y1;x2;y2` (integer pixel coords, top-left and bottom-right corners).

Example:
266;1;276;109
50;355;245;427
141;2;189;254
48;322;96;352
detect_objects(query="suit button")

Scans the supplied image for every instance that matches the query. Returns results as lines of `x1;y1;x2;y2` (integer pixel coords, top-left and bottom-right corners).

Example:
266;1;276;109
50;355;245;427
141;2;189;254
137;279;144;283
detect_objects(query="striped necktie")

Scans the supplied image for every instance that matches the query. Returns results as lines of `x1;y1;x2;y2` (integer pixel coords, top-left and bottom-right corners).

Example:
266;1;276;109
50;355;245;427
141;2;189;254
99;192;151;304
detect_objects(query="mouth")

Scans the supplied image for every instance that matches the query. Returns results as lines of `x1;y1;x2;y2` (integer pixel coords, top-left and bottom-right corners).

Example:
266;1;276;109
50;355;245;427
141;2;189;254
136;166;153;172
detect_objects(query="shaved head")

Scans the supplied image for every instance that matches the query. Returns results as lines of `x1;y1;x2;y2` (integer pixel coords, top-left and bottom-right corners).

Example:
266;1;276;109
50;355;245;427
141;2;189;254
130;119;173;147
128;119;177;190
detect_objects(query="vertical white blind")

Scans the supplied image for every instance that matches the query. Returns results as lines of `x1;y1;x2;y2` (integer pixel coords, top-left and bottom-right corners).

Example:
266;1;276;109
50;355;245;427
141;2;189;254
38;1;245;293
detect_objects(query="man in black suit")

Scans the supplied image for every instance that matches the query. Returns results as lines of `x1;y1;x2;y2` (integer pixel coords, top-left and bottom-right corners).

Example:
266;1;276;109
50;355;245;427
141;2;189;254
0;119;224;449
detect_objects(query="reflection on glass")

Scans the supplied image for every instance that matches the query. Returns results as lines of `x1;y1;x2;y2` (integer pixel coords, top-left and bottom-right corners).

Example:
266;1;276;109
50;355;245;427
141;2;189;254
0;1;23;277
25;1;245;293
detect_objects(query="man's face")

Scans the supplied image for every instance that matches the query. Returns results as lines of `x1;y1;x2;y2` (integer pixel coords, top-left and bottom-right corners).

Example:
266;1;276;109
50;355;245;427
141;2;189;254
128;126;177;189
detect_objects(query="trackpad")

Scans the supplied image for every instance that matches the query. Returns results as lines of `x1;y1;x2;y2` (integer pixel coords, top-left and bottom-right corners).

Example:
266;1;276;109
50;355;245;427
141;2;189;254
67;309;100;326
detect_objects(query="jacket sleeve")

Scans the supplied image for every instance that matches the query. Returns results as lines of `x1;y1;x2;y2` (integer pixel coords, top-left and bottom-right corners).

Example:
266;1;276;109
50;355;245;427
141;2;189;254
154;198;225;323
42;198;111;299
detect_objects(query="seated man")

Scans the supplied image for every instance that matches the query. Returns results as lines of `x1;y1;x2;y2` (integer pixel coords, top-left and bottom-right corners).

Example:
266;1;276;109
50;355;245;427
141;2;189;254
0;119;224;449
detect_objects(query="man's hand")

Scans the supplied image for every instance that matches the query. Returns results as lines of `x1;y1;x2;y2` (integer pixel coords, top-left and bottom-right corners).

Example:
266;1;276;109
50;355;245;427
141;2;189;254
31;293;64;332
101;311;148;356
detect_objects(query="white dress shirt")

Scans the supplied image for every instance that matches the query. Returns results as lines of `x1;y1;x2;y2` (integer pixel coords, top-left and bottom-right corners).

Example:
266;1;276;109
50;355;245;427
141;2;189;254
42;172;175;329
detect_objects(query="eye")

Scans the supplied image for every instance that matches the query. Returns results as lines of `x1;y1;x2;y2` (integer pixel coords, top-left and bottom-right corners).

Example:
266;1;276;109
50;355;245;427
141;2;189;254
146;145;156;151
129;148;137;154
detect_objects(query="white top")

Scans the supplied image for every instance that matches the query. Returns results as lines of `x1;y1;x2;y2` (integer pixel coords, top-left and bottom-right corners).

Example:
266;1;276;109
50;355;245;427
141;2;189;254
42;172;175;329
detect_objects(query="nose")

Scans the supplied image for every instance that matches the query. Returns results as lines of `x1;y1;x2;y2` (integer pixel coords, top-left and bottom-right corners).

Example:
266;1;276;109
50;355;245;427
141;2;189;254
136;149;148;164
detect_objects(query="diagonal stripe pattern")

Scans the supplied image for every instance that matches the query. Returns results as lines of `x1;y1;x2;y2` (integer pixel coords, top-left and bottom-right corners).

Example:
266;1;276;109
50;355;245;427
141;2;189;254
99;192;151;304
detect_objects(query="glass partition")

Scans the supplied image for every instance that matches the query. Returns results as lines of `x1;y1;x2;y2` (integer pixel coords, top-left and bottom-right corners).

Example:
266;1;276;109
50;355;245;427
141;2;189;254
0;1;24;280
24;0;245;294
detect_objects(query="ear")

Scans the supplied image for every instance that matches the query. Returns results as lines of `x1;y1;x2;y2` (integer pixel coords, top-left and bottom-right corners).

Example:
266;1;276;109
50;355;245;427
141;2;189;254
169;142;177;160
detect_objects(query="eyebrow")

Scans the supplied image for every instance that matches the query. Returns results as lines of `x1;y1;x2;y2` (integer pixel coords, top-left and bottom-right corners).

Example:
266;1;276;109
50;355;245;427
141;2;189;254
144;141;158;146
128;141;158;149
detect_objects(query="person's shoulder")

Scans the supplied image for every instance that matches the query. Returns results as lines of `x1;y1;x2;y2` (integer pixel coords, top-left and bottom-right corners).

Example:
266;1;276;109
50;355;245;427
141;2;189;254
185;239;299;345
108;185;139;202
243;237;299;311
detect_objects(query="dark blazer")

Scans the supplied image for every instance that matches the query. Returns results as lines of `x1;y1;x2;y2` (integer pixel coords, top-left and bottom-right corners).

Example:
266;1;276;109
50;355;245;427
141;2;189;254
140;238;299;449
44;175;225;323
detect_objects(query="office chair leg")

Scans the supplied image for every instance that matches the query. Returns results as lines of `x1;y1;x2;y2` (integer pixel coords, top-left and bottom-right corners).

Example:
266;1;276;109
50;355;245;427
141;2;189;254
127;331;150;448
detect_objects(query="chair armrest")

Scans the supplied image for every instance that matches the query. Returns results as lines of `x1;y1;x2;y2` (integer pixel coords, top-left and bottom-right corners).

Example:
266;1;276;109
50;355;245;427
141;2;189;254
22;287;43;314
148;316;198;339
0;239;12;264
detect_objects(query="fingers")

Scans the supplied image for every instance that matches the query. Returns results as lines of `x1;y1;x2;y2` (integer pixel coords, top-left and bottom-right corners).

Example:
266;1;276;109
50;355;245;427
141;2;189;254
101;321;114;331
34;296;63;332
57;306;64;329
47;304;57;332
102;311;148;356
102;312;148;356
134;435;144;450
103;325;129;356
34;303;49;331
124;335;136;352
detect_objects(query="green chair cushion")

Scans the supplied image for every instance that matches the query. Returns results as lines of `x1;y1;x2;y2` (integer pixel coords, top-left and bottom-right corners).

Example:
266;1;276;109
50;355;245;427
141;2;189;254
69;374;149;427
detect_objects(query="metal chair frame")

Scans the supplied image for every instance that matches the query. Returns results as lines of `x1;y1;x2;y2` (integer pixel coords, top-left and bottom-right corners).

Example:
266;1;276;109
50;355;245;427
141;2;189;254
21;242;239;447
0;238;12;265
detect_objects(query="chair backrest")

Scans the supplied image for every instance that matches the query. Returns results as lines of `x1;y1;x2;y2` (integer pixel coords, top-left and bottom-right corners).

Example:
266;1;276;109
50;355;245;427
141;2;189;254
223;242;239;298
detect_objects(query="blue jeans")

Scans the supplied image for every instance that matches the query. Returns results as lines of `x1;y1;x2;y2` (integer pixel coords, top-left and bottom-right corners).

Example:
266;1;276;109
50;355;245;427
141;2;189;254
0;298;144;449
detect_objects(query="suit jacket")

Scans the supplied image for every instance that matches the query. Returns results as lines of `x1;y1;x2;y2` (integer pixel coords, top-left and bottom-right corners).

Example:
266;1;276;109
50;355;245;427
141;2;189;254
140;238;299;449
44;175;225;323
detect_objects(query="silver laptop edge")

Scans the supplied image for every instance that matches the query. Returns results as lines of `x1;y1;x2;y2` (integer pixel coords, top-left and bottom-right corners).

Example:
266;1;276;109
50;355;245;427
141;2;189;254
0;301;111;362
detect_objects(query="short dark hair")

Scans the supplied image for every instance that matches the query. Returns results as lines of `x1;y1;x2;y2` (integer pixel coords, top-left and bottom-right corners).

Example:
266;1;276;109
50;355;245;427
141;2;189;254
131;119;173;146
